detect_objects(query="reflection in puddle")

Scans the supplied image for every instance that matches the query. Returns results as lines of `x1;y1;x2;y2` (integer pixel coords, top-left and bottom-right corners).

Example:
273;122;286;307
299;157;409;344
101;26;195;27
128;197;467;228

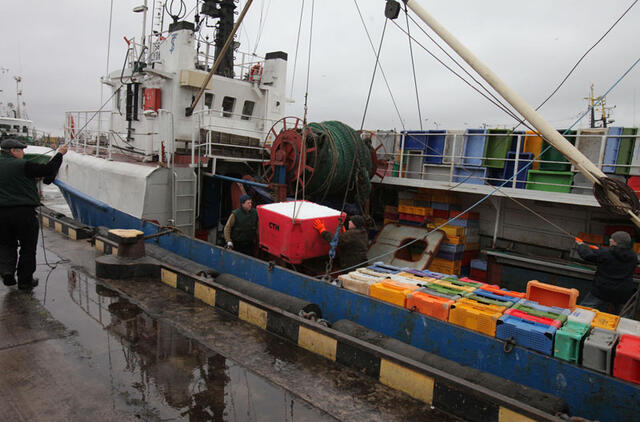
63;268;334;421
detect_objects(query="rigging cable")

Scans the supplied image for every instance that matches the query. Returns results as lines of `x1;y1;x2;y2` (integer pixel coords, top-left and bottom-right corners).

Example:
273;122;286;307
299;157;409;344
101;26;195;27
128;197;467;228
404;3;424;130
302;0;315;124
514;0;640;129
289;0;306;99
353;0;405;130
406;13;521;126
360;18;388;131
389;19;528;128
329;53;640;275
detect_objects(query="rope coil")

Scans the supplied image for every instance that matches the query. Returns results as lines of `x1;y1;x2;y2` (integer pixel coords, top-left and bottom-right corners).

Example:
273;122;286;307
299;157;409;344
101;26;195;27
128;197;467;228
593;176;640;216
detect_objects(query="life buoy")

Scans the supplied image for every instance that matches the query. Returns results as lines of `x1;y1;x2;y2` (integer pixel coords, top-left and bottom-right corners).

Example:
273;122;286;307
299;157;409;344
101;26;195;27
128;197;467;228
249;63;263;83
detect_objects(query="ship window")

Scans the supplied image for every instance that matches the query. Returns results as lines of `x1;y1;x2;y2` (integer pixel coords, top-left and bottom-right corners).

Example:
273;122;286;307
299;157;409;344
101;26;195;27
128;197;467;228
13;125;20;131
394;238;427;262
204;93;214;109
222;96;235;118
241;100;255;120
115;89;121;112
0;124;9;131
22;126;28;133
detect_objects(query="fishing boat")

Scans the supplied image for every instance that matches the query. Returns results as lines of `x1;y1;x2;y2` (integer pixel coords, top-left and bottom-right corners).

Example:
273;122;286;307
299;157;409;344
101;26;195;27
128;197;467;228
51;1;640;420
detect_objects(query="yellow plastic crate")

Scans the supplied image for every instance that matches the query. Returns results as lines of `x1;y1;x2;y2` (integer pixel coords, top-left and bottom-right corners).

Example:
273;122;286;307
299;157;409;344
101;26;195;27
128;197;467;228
634;242;640;254
369;280;418;307
441;225;465;237
448;298;506;336
427;278;477;293
398;199;413;207
398;204;412;214
446;235;466;245
383;218;398;225
592;311;620;331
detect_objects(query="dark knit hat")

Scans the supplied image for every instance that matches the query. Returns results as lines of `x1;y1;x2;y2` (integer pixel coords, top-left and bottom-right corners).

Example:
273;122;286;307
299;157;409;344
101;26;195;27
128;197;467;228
239;194;251;204
1;139;26;150
611;231;632;248
350;215;365;228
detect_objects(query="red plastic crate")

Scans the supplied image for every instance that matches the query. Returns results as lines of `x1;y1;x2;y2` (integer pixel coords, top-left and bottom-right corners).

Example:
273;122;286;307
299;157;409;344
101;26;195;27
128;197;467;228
257;201;345;264
461;250;479;266
433;209;449;219
469;268;487;282
449;210;479;220
613;334;640;384
505;308;562;328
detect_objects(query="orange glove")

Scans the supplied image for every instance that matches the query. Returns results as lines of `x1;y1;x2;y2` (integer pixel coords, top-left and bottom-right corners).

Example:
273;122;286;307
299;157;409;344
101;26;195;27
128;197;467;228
313;219;326;233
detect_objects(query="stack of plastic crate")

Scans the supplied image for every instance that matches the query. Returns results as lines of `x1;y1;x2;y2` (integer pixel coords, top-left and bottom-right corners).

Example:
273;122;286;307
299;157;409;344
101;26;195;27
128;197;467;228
397;190;433;227
449;210;481;274
470;259;488;282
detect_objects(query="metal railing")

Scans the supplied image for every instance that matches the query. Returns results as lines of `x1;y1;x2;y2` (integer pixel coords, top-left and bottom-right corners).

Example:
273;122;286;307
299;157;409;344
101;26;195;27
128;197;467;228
372;129;640;195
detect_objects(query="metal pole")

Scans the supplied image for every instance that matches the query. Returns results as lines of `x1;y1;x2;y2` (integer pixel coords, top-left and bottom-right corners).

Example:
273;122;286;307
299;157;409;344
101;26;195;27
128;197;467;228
404;0;606;185
189;0;254;113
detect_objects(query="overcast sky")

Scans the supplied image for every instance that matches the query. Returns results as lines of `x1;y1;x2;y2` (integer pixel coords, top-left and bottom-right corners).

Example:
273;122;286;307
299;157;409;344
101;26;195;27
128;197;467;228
1;0;639;136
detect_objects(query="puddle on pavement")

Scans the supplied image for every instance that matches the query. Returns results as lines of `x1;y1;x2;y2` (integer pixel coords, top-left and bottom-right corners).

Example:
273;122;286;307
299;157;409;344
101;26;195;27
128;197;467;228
32;264;336;422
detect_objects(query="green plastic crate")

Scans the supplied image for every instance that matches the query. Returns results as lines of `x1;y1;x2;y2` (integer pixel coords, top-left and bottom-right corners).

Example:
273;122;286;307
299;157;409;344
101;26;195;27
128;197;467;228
526;170;574;193
615;128;637;175
539;130;576;171
554;321;590;363
483;129;514;169
512;303;568;323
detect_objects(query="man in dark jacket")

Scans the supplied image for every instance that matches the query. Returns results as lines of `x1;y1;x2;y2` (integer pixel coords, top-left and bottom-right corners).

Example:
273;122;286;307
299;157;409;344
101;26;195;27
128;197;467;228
576;231;638;314
223;194;258;256
313;215;369;271
0;139;68;290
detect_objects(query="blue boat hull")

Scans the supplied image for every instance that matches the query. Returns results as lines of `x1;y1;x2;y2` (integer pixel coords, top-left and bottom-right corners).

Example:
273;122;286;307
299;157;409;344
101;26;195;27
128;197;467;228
53;179;640;422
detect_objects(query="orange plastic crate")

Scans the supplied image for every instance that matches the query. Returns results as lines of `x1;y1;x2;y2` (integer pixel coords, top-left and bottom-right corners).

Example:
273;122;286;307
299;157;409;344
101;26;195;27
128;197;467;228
406;291;455;321
526;280;579;310
448;298;506;336
369;281;418;307
479;285;525;299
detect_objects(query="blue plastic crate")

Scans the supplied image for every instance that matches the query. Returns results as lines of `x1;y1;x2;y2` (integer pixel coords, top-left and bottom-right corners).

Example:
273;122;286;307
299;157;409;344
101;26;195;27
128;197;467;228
462;129;488;166
439;243;465;254
516;299;571;317
473;289;516;307
453;166;487;185
402;131;428;151
496;315;557;355
485;167;504;186
420;270;448;279
470;259;487;271
603;127;623;173
424;130;447;164
436;250;463;261
502;151;533;189
431;201;452;211
369;262;402;274
448;218;480;228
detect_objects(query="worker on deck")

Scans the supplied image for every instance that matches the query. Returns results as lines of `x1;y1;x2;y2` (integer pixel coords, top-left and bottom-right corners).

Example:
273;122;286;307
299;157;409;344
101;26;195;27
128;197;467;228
313;215;369;271
0;139;68;290
224;194;258;256
576;231;638;315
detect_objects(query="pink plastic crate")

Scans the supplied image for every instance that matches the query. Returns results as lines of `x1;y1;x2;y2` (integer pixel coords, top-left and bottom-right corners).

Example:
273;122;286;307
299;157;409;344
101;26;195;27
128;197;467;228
257;201;345;264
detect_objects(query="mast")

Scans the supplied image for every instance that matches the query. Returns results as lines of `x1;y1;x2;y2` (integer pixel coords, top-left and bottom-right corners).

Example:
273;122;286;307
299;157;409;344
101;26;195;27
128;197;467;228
201;0;237;78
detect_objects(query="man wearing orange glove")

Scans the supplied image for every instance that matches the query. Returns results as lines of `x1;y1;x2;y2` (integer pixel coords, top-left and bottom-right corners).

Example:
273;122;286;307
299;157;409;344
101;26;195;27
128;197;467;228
313;215;369;271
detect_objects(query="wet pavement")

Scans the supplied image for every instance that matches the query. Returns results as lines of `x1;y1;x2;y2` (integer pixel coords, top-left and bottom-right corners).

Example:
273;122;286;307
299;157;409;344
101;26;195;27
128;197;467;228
0;215;459;421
